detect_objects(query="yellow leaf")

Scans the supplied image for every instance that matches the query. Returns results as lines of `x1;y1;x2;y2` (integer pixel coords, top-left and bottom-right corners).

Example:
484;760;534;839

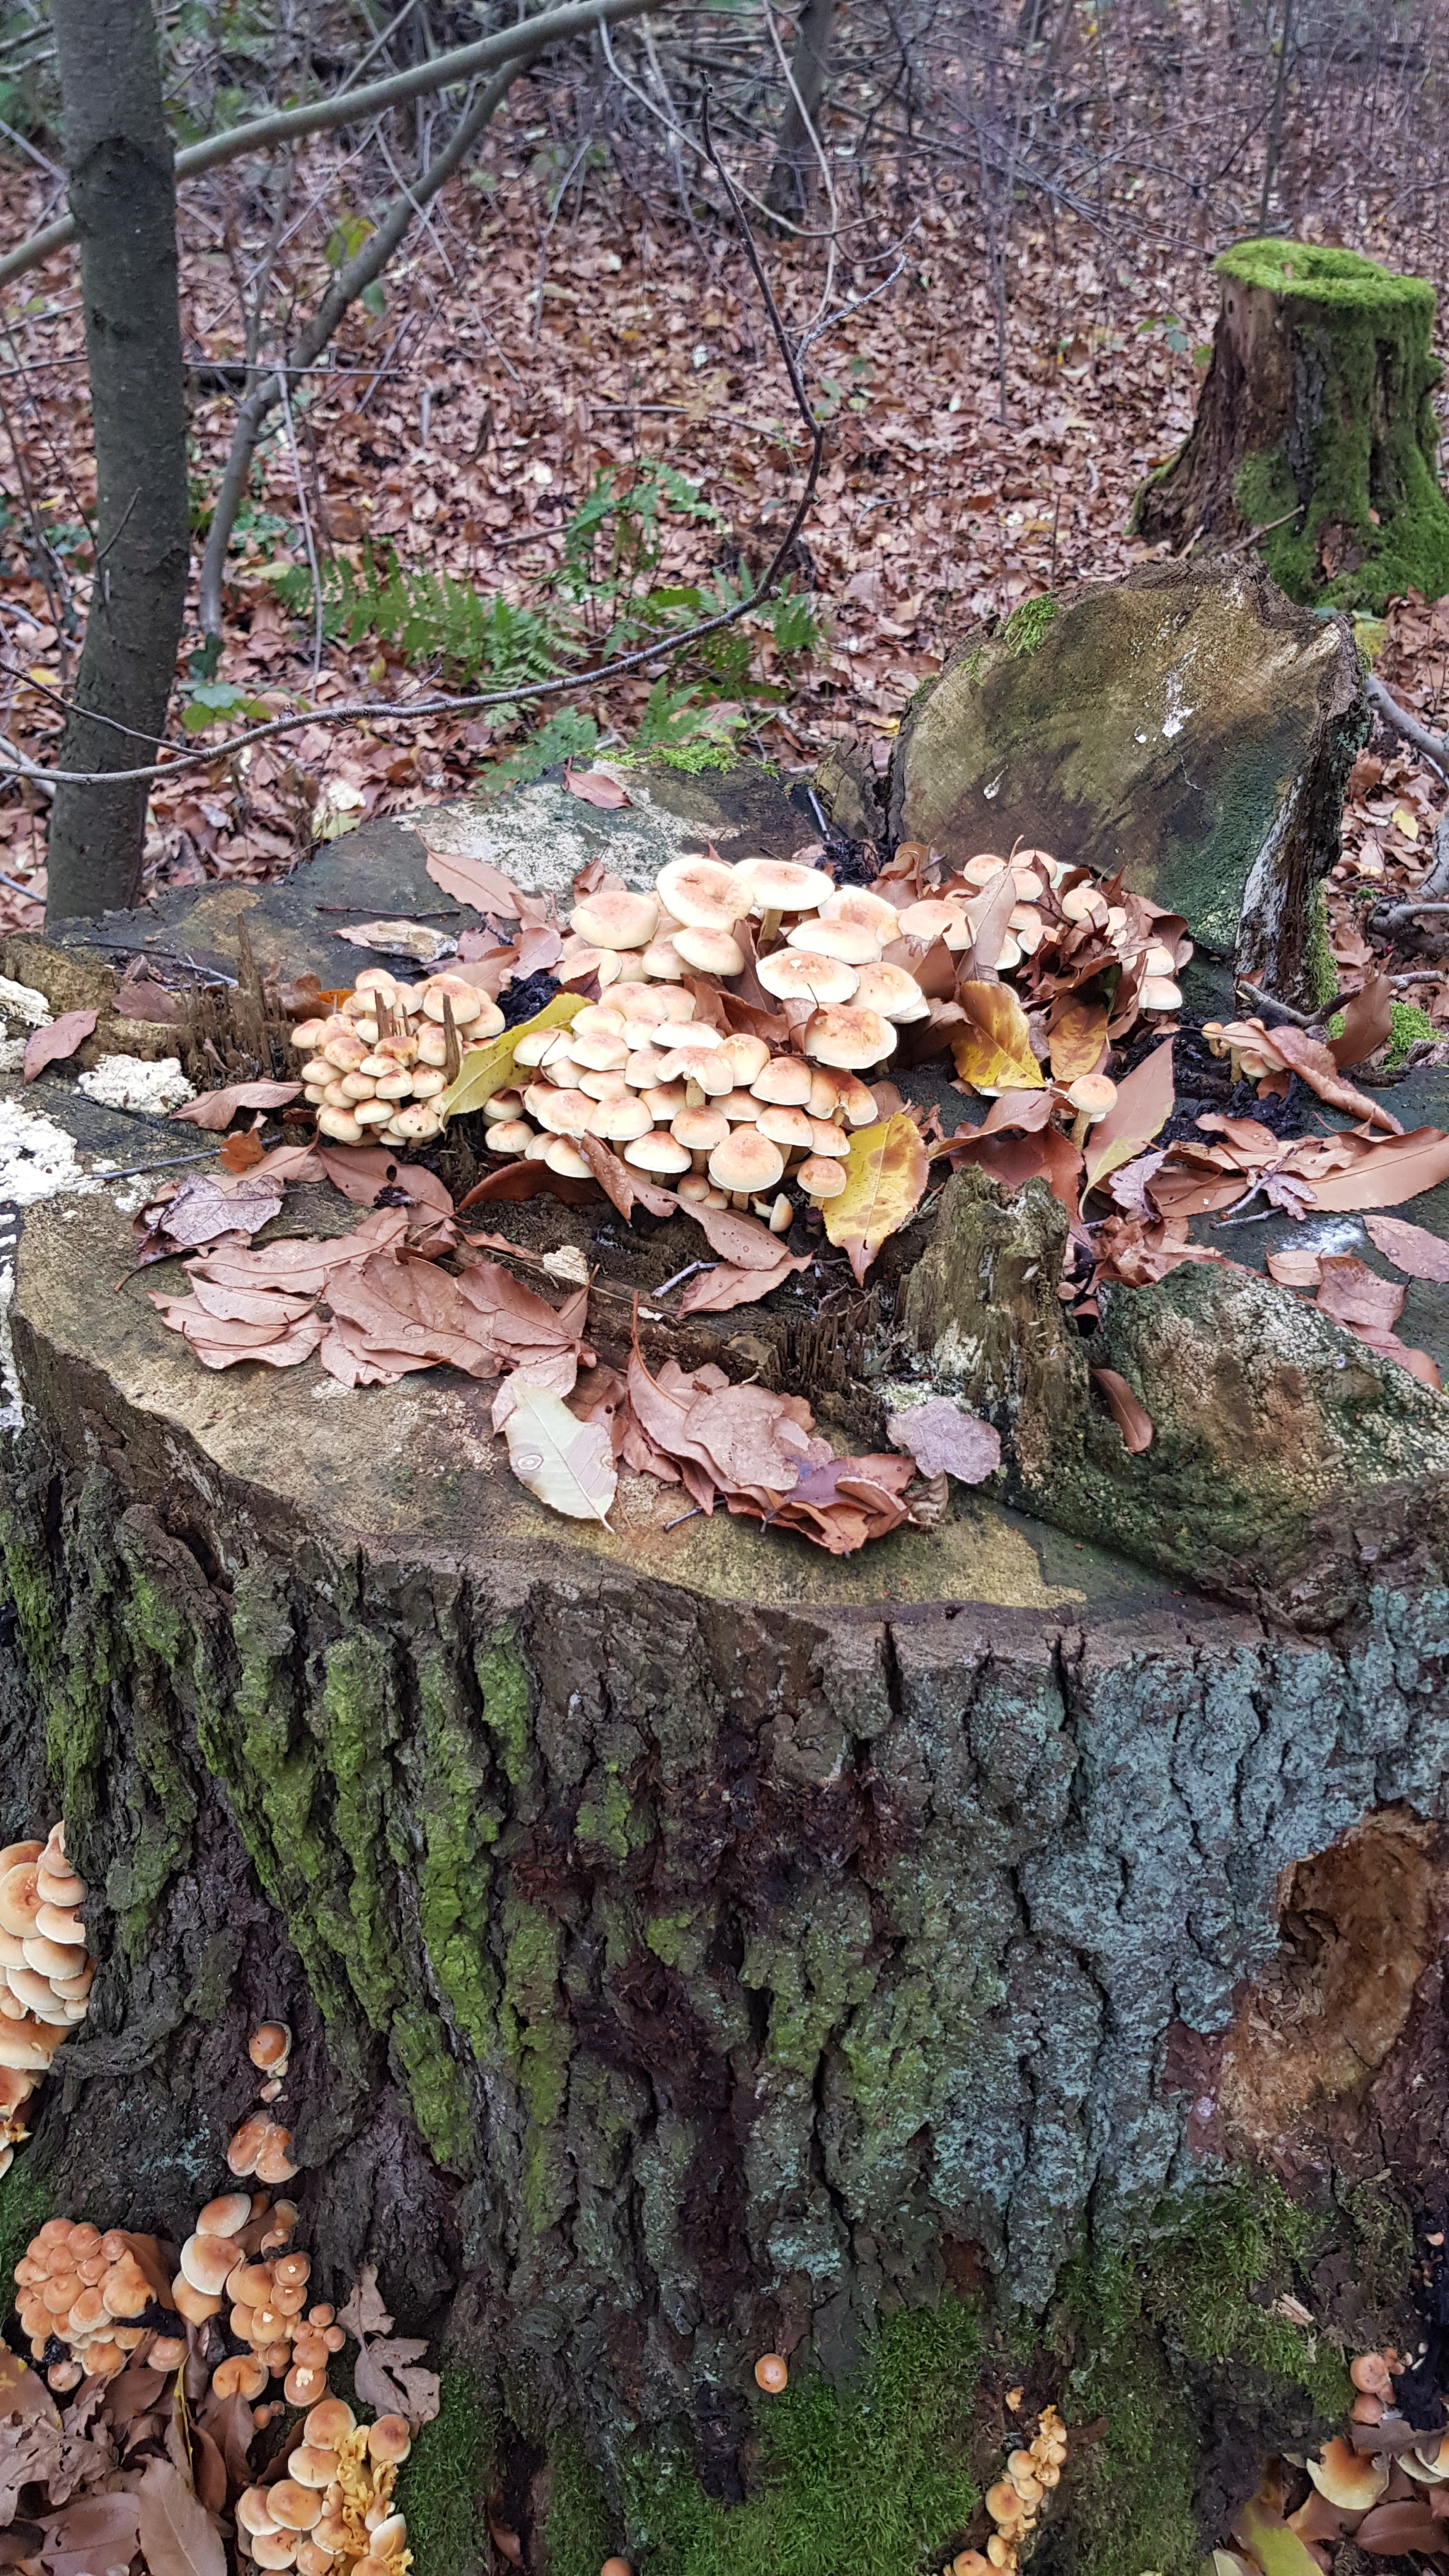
439;990;584;1121
824;1113;930;1286
952;981;1045;1093
502;1381;616;1523
1392;802;1419;841
1048;998;1109;1085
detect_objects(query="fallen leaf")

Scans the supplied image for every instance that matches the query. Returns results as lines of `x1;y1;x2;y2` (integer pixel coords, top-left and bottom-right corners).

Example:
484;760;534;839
23;1009;96;1083
825;1114;931;1284
1266;1244;1324;1288
951;981;1044;1093
1329;970;1395;1070
159;1174;284;1249
1355;2500;1445;2553
313;1144;455;1218
337;2267;393;2343
1254;1021;1402;1132
352;2337;441;2427
1232;2480;1326;2576
1349;1327;1443;1388
1091;1366;1153;1452
1363;1211;1449;1280
1047;998;1109;1084
135;2454;226;2576
1083;1038;1175;1194
439;991;584;1120
502;1380;616;1521
962;867;1018;977
0;2416;62;2525
886;1396;1001;1484
172;1080;302;1130
197;2388;255;2493
1297;1126;1449;1213
331;920;456;963
220;1128;266;1173
1315;1254;1406;1332
38;2490;141;2576
456;1159;602;1211
115;973;185;1023
422;843;532;915
565;765;629;807
577;1131;677;1220
681;1199;797;1269
676;1253;811;1314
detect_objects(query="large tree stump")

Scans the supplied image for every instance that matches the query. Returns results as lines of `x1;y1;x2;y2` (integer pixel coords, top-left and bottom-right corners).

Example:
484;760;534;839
1133;240;1449;614
4;771;1449;2572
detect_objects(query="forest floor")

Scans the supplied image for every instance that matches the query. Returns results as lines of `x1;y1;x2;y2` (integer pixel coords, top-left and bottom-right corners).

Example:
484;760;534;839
1;90;1448;1027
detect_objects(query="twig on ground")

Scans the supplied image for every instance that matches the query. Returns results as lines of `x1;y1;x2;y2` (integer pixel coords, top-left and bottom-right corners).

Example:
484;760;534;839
1368;674;1449;777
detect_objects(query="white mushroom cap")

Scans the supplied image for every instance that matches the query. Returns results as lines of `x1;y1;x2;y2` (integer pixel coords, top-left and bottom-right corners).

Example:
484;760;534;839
1141;976;1182;1010
578;1070;629;1102
755;949;860;1005
785;918;880;966
720;1090;763;1122
624;1047;669;1090
962;853;1008;886
543;1138;593;1178
898;897;969;943
534;1087;596;1136
571;1004;627;1041
650;987;697;1022
853;962;931;1023
606;981;662;1020
674;926;746;978
757;1104;814;1152
820;887;901;939
589;1095;654;1143
623;1131;691;1175
316;1108;365;1144
639;938;688;981
732;857;833;917
642;1082;689;1121
805;1118;850;1158
656;855;753;930
803;1005;897;1068
1143;942;1179;976
797;1155;848;1200
1066;1074;1117;1120
572;891;660;950
482;1088;526;1121
718;1033;771;1086
656;1046;733;1097
555;944;615;988
672;1105;731;1153
708;1129;786;1195
1061;882;1109;924
389;1102;444;1139
487;1121;534;1155
750;1056;814;1107
514;1027;577;1070
420;975;487;1027
572;1034;630;1073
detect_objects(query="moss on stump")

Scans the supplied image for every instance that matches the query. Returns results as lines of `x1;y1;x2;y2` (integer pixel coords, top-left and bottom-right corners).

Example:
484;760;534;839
1134;239;1449;612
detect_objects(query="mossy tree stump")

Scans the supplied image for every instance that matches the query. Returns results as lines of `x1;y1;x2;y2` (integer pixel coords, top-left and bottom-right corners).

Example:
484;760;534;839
1133;240;1449;613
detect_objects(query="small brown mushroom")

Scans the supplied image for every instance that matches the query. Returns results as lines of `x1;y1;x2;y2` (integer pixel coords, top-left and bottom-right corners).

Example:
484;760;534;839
420;974;492;1029
898;896;969;944
672;1106;732;1167
674;926;746;978
181;2232;240;2297
821;887;901;940
623;1132;692;1179
572;891;661;951
656;1045;733;1102
287;2444;342;2489
588;1097;654;1146
171;2270;223;2326
600;2560;633;2576
708;1131;785;1208
852;962;931;1024
227;2114;274;2178
150;2335;187;2372
1350;2352;1395;2401
1140;976;1182;1012
1066;1073;1117;1148
294;2546;334;2576
718;1033;772;1087
785;917;879;966
796;1157;847;1203
655;856;752;930
213;2355;269;2402
802;1005;896;1070
754;949;859;1007
367;2416;413;2467
749;1056;814;1107
251;2533;300;2571
753;2352;789;2393
305;2399;358;2448
756;1105;814;1155
1305;2437;1389;2512
0;1862;44;1942
249;2023;291;2074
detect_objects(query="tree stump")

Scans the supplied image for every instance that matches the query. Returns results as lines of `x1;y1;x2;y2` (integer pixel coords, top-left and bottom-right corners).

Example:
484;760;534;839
4;772;1449;2572
1133;240;1449;614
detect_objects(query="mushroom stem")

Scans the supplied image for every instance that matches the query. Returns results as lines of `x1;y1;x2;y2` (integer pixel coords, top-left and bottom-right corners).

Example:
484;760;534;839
685;1078;705;1109
758;908;783;950
1070;1109;1090;1149
730;1191;749;1211
1228;1047;1242;1085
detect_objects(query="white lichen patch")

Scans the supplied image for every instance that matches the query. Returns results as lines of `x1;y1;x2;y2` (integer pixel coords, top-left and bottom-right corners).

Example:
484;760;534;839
0;1040;25;1075
76;1055;195;1114
0;976;52;1031
405;773;757;899
0;1098;99;1208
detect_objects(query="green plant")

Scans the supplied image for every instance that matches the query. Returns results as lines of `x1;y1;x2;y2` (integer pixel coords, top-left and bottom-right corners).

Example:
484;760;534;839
1387;998;1435;1066
396;2367;497;2576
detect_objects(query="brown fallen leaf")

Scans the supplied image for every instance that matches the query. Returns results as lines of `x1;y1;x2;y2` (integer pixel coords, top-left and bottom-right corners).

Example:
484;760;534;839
1314;1254;1406;1332
1265;1243;1324;1288
565;764;629;807
1329;969;1395;1070
1254;1020;1402;1132
1090;1211;1221;1290
679;1198;795;1269
676;1253;812;1315
220;1127;266;1173
456;1159;603;1211
330;919;456;964
825;1113;931;1285
1083;1037;1175;1194
577;1131;677;1220
352;2335;441;2427
422;843;531;915
1047;997;1109;1084
501;1380;617;1523
453;1261;591;1391
1354;2500;1445;2553
157;1174;284;1250
115;971;185;1024
1091;1366;1153;1452
1363;1211;1449;1280
1296;1126;1449;1213
885;1396;1001;1484
23;1008;97;1083
313;1143;455;1217
952;980;1044;1093
135;2454;226;2576
172;1080;303;1130
1347;1326;1443;1389
38;2490;141;2576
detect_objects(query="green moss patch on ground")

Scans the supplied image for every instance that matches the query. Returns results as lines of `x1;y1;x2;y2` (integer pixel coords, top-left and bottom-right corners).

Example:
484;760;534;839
397;2367;498;2576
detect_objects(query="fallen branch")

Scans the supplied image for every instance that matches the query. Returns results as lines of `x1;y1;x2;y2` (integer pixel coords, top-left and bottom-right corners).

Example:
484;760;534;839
1235;976;1339;1029
0;0;666;295
1368;673;1449;777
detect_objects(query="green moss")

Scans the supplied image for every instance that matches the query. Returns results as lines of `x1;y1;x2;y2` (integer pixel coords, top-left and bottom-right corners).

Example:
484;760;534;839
397;2367;497;2576
1052;2181;1353;2576
1216;241;1449;611
544;2432;616;2576
1003;596;1059;657
500;1905;574;2233
317;1636;402;2028
416;1652;500;2064
1305;884;1338;1007
652;741;742;773
0;2159;52;2305
1387;998;1434;1066
623;2302;982;2576
1;1521;57;1678
476;1633;531;1789
390;2002;473;2168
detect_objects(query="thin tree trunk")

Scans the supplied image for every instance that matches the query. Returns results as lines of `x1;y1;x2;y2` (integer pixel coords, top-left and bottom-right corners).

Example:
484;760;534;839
766;0;837;218
45;0;190;923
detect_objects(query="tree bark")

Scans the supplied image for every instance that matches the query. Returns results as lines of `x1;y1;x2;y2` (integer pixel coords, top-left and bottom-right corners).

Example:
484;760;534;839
43;0;190;924
765;0;837;219
1132;238;1449;616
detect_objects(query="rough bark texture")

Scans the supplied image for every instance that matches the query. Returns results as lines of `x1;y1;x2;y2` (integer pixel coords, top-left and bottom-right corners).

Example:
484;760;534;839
45;0;190;921
765;0;838;216
1133;239;1449;614
888;558;1366;999
4;1181;1449;2564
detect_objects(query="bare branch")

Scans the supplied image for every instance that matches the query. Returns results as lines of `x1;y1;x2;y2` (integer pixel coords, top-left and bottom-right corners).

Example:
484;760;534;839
1368;673;1449;778
0;0;668;295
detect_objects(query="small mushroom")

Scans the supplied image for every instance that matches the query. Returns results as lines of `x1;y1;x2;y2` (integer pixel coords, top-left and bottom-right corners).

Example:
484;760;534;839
197;2190;253;2238
821;887;901;939
182;2231;240;2297
305;2399;357;2447
543;1139;594;1179
572;891;661;951
623;1133;691;1179
1066;1073;1117;1148
316;1109;365;1145
672;1106;732;1168
269;2483;325;2535
709;1131;785;1208
754;949;860;1007
851;962;930;1023
589;1097;654;1145
785;917;879;966
639;938;688;980
249;2023;291;2076
656;1045;734;1102
227;2113;276;2178
33;1905;86;1947
802;1005;896;1070
487;1121;535;1157
804;1119;850;1160
0;1862;44;1942
367;2416;413;2467
1140;976;1182;1012
1350;2352;1395;2401
171;2270;223;2326
719;1090;762;1124
797;1157;847;1202
749;1056;814;1107
251;2534;300;2571
600;2561;633;2576
756;1105;814;1155
655;856;752;930
754;2353;789;2393
284;2360;330;2410
287;2444;342;2489
732;858;833;937
898;897;969;943
674;926;746;978
767;1195;794;1235
213;2354;269;2401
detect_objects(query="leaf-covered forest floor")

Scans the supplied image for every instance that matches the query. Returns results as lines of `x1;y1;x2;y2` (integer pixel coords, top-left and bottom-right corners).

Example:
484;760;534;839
1;70;1449;1034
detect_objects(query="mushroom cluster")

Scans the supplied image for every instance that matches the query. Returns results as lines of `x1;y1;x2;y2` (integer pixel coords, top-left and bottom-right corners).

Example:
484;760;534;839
14;2219;183;2393
952;2405;1068;2575
0;1823;96;2161
291;969;507;1148
237;2401;412;2575
173;2191;344;2409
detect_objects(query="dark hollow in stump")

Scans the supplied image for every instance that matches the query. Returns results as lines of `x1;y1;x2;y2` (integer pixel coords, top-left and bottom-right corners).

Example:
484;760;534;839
1133;239;1449;614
